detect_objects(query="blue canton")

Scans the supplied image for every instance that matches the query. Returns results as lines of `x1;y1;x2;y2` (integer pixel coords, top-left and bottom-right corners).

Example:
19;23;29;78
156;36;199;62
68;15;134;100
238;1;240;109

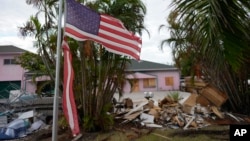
66;0;100;35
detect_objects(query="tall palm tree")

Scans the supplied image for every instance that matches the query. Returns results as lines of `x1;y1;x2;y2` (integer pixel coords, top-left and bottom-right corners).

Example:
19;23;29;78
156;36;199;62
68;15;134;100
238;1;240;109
162;0;250;114
72;0;147;131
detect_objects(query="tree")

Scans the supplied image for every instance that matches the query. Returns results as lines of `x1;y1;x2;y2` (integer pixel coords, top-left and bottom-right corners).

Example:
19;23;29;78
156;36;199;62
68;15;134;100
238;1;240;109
74;0;147;132
20;0;59;82
162;0;250;114
19;0;147;131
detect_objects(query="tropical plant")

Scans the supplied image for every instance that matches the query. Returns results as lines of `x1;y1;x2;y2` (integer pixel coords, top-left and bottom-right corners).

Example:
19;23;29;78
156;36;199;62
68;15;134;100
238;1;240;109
75;0;147;131
20;0;59;82
161;0;250;114
168;91;182;102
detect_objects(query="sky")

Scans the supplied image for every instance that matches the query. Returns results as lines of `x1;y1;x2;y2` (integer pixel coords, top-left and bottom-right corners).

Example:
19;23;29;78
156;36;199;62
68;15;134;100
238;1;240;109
0;0;173;64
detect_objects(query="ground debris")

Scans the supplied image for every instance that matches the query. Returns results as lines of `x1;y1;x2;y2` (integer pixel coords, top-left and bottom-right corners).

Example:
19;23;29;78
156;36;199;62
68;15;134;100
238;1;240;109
112;91;247;131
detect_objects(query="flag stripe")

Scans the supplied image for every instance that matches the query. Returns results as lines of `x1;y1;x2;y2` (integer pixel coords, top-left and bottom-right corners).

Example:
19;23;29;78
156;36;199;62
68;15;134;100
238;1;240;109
65;23;140;53
62;39;80;136
65;25;140;60
99;17;141;50
100;15;140;43
98;30;140;52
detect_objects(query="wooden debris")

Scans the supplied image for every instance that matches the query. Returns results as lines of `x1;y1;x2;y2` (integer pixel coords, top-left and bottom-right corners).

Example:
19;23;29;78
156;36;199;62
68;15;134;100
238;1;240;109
225;112;243;122
123;111;141;121
201;86;228;107
196;95;211;107
211;106;224;119
152;133;171;140
145;123;163;128
123;98;133;109
173;116;185;127
143;100;154;109
114;87;241;131
71;134;82;141
181;94;197;114
124;101;148;117
148;109;160;119
183;116;195;130
159;96;177;107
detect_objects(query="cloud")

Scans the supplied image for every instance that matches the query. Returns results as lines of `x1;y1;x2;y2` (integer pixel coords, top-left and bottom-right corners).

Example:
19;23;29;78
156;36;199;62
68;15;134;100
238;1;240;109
0;0;38;55
141;0;173;64
0;0;174;64
0;1;37;34
0;36;36;53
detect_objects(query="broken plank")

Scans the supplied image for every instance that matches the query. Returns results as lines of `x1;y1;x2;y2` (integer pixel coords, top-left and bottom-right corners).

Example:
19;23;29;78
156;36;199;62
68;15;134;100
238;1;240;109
123;111;141;121
124;101;148;117
211;106;224;119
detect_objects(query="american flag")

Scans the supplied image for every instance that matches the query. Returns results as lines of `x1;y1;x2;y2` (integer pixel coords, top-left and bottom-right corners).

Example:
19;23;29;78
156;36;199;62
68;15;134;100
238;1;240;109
62;37;80;136
65;0;142;60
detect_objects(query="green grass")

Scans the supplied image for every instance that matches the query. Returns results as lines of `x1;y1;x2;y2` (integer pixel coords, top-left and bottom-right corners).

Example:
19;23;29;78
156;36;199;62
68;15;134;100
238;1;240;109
135;125;229;141
92;125;230;141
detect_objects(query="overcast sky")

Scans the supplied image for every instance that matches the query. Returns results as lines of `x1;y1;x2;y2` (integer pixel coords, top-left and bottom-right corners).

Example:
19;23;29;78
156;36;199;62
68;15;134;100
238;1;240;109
0;0;173;64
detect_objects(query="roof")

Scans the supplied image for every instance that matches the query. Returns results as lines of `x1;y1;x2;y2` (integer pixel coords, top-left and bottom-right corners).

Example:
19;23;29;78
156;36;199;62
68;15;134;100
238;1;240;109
126;60;177;72
0;45;28;54
126;72;156;79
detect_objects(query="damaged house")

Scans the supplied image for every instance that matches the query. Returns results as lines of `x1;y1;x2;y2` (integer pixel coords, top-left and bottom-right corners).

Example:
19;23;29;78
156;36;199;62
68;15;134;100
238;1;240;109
123;60;180;93
0;45;52;98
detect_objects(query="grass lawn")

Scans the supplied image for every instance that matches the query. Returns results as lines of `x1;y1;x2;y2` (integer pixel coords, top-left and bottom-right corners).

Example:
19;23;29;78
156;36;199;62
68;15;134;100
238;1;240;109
93;125;229;141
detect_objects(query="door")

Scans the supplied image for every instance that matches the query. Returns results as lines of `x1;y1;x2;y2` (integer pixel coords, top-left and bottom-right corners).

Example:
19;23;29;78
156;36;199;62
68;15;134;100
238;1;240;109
132;79;139;92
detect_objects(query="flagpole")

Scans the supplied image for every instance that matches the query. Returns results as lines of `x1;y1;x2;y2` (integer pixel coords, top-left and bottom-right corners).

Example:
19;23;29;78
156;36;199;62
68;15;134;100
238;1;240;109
52;0;63;140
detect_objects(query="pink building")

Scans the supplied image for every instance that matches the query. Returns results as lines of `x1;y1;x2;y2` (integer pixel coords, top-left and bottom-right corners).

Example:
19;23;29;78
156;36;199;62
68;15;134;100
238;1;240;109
0;45;180;97
123;60;180;93
0;45;36;98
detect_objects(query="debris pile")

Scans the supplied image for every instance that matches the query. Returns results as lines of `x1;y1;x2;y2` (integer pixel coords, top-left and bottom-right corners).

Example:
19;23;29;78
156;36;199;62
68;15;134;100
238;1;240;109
0;110;48;140
112;88;246;130
0;90;61;140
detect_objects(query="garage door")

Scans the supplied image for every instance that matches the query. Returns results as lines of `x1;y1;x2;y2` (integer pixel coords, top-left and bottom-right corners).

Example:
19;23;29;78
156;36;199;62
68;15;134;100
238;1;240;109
0;81;21;99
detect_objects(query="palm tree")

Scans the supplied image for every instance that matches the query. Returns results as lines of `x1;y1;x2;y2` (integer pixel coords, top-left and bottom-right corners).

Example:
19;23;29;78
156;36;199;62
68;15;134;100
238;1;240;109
160;10;203;77
162;0;250;114
72;0;147;131
20;0;147;131
19;0;59;94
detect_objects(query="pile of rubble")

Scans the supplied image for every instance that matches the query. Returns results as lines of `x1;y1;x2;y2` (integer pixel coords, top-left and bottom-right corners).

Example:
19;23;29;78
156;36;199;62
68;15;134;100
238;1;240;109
112;81;247;130
0;90;60;140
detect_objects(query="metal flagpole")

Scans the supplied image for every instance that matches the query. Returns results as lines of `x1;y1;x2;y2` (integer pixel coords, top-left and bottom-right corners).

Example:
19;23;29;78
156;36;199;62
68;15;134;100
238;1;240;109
52;0;63;140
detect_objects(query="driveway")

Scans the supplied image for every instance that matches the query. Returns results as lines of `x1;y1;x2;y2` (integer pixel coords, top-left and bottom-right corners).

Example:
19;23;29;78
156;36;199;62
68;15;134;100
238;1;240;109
113;91;191;105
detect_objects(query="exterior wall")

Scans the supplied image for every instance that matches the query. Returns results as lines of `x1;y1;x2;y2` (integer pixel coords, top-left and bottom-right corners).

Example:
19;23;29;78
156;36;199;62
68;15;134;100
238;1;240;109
123;70;180;93
25;81;37;93
0;54;25;80
0;54;33;91
123;80;132;93
149;71;180;91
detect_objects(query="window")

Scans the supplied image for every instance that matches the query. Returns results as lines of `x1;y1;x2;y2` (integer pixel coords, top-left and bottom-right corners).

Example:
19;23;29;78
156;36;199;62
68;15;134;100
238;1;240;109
143;78;156;88
165;77;174;86
3;59;17;65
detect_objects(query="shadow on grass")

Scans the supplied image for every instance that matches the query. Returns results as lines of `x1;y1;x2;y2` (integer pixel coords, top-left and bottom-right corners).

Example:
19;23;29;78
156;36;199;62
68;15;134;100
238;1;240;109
170;129;229;140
